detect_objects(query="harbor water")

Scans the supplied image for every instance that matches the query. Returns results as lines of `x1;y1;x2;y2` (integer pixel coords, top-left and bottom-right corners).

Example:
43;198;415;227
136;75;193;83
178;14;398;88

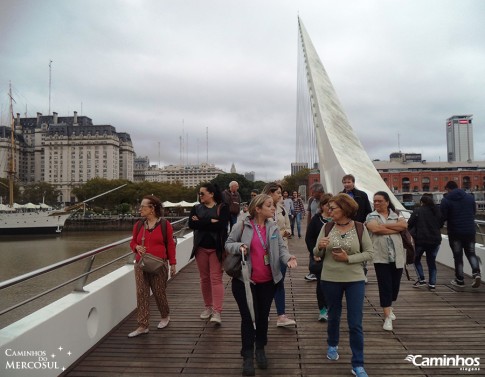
0;230;133;328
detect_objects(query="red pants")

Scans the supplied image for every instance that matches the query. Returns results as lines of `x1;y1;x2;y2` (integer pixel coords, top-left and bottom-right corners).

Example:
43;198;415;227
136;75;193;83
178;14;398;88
195;247;224;313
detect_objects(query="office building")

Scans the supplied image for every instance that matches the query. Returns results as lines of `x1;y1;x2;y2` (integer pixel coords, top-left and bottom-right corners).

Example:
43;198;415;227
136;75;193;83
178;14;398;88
447;115;474;162
0;112;134;204
134;161;226;188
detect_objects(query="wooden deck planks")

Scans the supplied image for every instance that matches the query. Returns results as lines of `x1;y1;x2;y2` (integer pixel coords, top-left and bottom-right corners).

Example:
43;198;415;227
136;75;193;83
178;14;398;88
65;233;485;377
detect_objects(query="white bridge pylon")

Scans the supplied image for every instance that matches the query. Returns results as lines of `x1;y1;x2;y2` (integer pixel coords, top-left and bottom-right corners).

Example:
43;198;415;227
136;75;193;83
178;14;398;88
297;17;403;210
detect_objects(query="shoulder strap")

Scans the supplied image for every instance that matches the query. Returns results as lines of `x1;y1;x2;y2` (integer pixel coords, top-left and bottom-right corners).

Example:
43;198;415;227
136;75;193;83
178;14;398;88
354;221;364;252
161;217;168;251
240;220;244;240
135;220;144;237
324;221;335;237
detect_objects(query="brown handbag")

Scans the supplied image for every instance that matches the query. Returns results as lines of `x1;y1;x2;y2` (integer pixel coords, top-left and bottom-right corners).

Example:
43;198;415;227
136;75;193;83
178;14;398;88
139;253;166;274
400;229;415;265
138;223;167;274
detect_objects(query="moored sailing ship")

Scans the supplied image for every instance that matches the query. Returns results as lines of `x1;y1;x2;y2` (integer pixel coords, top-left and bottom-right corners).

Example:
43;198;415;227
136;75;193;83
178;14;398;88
0;84;72;235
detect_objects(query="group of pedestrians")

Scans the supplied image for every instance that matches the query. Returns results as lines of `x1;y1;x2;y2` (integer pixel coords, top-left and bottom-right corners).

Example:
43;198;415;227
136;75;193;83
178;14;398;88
125;177;481;377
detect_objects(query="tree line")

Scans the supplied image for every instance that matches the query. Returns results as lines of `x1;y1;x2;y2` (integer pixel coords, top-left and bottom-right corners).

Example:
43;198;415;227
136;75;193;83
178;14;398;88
0;169;310;214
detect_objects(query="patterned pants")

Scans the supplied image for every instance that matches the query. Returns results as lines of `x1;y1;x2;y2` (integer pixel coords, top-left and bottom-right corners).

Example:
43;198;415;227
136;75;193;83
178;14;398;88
134;263;169;328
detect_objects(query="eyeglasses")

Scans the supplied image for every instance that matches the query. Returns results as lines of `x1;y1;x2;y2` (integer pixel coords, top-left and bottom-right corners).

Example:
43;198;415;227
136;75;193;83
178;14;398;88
198;192;205;196
328;206;340;211
139;205;152;209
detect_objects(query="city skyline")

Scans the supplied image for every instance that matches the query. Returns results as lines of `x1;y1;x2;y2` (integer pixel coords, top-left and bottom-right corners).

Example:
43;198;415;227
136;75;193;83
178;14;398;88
1;1;484;180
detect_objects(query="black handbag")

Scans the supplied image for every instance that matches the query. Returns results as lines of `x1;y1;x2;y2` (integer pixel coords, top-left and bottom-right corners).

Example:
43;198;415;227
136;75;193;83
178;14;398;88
223;220;244;278
223;252;242;278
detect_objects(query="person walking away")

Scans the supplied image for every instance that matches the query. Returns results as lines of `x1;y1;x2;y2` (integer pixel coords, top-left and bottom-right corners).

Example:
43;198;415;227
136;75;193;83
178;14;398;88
263;183;296;327
408;195;443;290
314;193;373;377
128;195;177;337
292;190;305;239
440;180;481;288
282;190;295;238
189;183;230;324
225;194;297;376
366;191;407;332
305;193;332;321
305;182;325;281
223;181;242;230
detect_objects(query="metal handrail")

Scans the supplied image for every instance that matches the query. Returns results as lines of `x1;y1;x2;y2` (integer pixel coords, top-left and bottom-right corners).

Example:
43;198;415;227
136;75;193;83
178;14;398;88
0;217;189;316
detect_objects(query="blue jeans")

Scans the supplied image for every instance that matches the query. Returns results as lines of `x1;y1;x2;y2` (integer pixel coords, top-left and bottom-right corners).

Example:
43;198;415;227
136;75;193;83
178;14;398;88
448;234;481;281
321;280;365;368
229;213;238;230
413;244;440;285
294;212;302;237
274;264;287;316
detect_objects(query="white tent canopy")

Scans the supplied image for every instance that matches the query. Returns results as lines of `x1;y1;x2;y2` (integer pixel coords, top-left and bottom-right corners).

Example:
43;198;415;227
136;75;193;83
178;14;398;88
23;202;40;209
0;204;15;211
162;200;198;208
0;202;53;210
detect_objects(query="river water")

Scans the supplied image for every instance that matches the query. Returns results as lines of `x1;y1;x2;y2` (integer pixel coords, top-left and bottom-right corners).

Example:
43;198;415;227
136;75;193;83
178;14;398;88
0;231;133;328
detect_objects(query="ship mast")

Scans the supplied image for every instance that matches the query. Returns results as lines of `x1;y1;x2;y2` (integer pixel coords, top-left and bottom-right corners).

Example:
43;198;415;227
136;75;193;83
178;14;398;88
7;83;16;208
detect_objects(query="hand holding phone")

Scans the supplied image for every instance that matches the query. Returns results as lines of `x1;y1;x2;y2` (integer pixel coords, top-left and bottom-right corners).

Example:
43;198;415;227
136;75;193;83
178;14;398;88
332;247;343;253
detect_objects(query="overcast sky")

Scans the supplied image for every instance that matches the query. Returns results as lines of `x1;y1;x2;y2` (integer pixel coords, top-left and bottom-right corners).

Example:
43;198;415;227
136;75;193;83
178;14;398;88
1;0;484;181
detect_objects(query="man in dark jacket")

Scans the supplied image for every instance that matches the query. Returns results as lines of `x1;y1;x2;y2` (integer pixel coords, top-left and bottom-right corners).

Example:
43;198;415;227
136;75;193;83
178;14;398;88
440;181;481;288
340;174;372;223
223;181;242;230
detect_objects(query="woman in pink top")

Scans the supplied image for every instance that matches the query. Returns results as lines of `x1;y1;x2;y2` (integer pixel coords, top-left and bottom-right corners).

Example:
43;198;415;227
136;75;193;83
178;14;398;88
225;194;297;376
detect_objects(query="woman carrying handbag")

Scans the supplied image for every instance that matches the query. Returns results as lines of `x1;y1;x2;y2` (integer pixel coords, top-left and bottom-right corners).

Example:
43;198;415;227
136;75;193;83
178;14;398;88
128;195;177;338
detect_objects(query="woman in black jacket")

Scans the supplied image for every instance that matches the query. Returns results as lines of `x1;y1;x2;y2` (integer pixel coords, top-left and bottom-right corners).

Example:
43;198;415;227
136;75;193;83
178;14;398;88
408;195;443;290
305;193;333;321
189;183;230;324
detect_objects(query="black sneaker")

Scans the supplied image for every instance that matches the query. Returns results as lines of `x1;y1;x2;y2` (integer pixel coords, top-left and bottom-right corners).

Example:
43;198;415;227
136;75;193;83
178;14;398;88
451;279;465;287
305;273;317;281
472;274;481;288
427;284;436;290
413;280;426;288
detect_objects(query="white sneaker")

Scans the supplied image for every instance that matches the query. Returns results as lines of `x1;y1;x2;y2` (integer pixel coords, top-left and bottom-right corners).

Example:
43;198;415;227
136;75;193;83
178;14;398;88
157;316;170;329
383;317;393;331
390;308;396;320
200;307;213;319
210;312;222;325
276;314;296;327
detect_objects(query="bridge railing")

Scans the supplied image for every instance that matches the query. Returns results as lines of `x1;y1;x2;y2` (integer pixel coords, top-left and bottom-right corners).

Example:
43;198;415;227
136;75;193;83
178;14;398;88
0;217;189;317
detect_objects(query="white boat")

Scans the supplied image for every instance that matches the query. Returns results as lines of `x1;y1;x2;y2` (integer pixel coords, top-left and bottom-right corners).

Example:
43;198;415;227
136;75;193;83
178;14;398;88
0;209;71;235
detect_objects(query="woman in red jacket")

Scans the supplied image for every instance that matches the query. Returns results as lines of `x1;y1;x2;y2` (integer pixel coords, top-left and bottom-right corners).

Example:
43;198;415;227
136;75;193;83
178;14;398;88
128;195;177;337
